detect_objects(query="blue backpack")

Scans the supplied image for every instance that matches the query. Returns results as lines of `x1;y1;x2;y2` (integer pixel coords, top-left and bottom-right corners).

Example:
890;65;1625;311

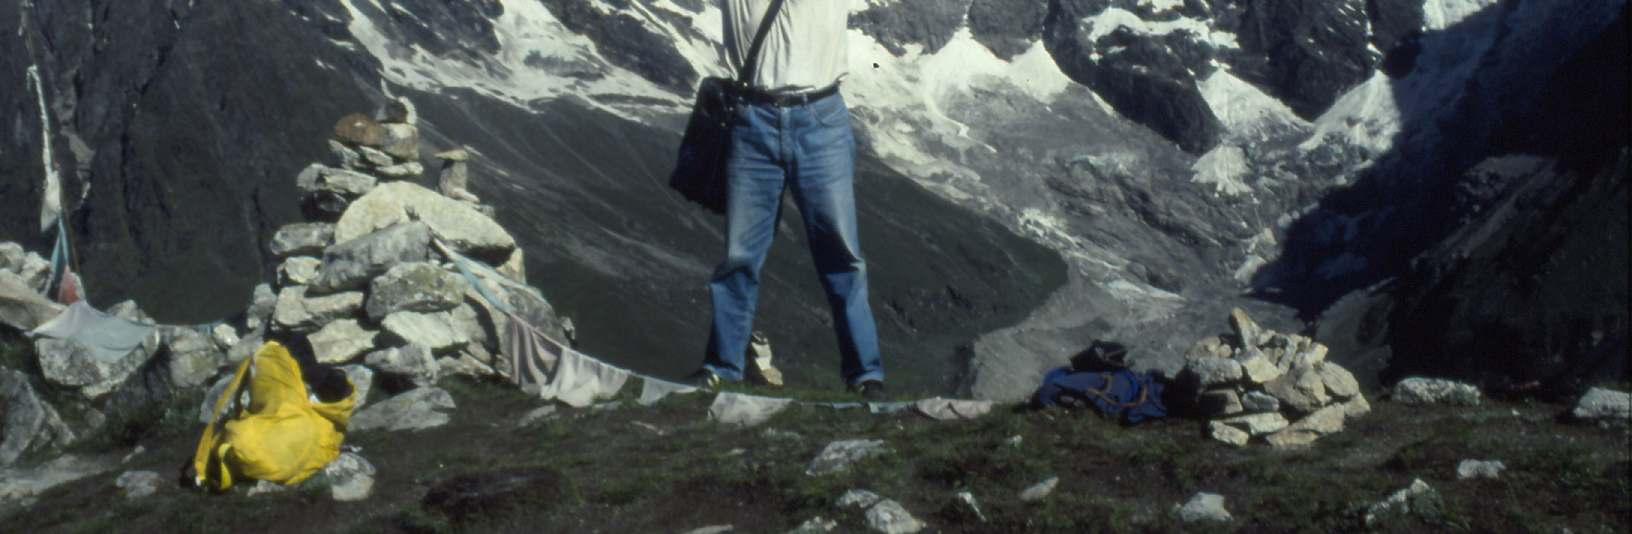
1033;366;1168;425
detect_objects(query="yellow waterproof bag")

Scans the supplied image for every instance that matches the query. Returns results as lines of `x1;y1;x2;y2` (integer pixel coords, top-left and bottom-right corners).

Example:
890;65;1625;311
191;341;356;490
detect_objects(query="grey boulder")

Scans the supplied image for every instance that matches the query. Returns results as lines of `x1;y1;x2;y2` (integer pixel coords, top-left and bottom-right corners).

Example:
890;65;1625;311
1;369;77;466
365;262;468;321
382;311;469;354
268;223;335;258
1393;377;1482;406
364;345;440;388
350;387;456;432
334;182;515;262
1571;387;1629;422
308;319;377;364
272;286;364;332
311;221;434;293
806;439;888;476
1175;492;1232;523
162;327;226;389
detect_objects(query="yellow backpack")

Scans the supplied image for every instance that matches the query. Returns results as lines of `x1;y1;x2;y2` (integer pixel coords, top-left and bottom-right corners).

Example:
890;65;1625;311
191;341;357;490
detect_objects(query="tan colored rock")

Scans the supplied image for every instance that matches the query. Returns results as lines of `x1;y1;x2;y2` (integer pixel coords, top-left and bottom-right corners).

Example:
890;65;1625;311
1209;421;1249;447
334;182;515;261
380;123;419;160
1236;349;1285;384
1317;362;1360;398
308;319;377;364
1228;308;1263;348
1186;357;1243;388
434;147;469;162
1265;365;1329;413
497;248;526;284
1288;404;1346;435
1293;343;1328;367
1218;412;1289;436
1342;394;1372;419
1265;428;1320;448
1199;389;1244;417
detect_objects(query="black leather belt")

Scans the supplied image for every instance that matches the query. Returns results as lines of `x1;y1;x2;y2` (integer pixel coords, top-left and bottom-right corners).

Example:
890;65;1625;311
738;84;840;107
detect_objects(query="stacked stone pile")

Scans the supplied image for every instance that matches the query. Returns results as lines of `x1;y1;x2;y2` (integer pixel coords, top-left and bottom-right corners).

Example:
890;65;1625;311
249;97;569;407
1179;308;1370;448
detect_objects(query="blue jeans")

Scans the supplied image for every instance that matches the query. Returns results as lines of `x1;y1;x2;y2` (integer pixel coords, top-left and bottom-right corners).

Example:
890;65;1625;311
703;91;884;386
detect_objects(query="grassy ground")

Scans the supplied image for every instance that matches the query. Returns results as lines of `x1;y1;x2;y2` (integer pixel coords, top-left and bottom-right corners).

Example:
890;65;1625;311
2;337;1628;533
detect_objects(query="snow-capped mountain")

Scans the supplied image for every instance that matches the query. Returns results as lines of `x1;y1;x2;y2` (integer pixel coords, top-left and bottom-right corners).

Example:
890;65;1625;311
2;0;1624;398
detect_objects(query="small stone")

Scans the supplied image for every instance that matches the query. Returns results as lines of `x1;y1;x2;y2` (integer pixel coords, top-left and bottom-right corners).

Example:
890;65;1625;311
356;145;394;167
1342;394;1372;419
434;147;470;162
1289;404;1347;435
365;344;440;388
1185;336;1225;361
382;311;469;354
1218;412;1289;436
1228;308;1263;348
277;257;322;287
1456;459;1506;480
308;319;377;364
1265;365;1329;413
1316;362;1360;398
322;452;376;502
375;161;425;179
245;283;276;333
382;96;417;125
226;333;263;365
1394;377;1482;406
380;123;419;160
296;164;378;199
865;499;925;534
1294;344;1329;367
1365;479;1440;526
334;113;388;148
163;327;225;389
115;470;162;499
1241;391;1281;413
339;364;375;407
272;286;364;332
1265;428;1320;448
350;387;456;432
16;252;50;290
680;526;733;534
1571;387;1630;421
246;479;286;496
1019;476;1059;502
1198;389;1244;417
806;439;888;476
1186;357;1243;388
269;222;335;258
210;323;240;351
837;489;882;509
1209;421;1249;447
330;139;362;169
518;405;558;427
787;516;838;533
1175;492;1232;523
1236;348;1285;384
1006;435;1023;447
365;262;468;321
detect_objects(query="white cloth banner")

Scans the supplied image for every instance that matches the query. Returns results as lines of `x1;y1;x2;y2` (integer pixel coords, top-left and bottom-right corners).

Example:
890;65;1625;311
708;392;793;427
27;66;61;232
638;377;699;406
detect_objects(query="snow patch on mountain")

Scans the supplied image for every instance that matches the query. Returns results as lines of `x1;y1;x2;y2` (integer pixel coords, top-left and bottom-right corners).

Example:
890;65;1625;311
1081;8;1239;50
1198;68;1308;140
1300;71;1400;156
1423;0;1498;30
1191;145;1252;197
337;0;686;117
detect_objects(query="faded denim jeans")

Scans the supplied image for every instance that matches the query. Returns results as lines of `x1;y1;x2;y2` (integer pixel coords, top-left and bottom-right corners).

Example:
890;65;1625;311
703;90;884;386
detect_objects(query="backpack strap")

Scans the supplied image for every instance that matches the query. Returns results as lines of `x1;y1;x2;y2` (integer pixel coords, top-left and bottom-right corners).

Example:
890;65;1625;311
1076;372;1150;409
737;0;788;86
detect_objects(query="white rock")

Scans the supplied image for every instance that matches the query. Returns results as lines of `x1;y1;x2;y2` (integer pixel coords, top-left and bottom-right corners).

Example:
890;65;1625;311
518;405;558;427
382;311;469;354
330;139;362;169
1571;387;1630;421
1317;362;1361;398
364;344;439;387
379;123;419;160
0;242;23;272
163;327;225;389
34;334;155;399
1265;428;1320;448
339;364;375;407
16;252;50;290
1187;357;1244;387
1456;459;1506;480
1241;391;1281;413
269;223;335;258
357;145;394;167
1365;479;1439;526
1265;365;1330;413
1236;349;1284;384
272;286;364;332
277;257;323;287
115;470;162;499
322;452;375;502
1342;394;1372;419
375;161;424;178
350;387;456;432
1019;476;1059;502
1175;492;1232;523
308;319;377;364
296;163;377;199
806;439;888;476
333;182;515;261
1394;377;1482;406
210;323;240;352
1208;421;1249;447
1228;308;1264;348
1;369;77;466
1288;404;1347;435
1218;412;1290;436
837;489;882;509
786;516;838;533
865;499;925;534
245;283;276;333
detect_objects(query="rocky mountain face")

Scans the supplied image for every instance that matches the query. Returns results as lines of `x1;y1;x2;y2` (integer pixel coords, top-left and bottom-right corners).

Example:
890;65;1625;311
2;0;1624;397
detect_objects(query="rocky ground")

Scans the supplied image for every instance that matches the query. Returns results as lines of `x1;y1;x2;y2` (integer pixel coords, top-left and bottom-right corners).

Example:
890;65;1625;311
2;330;1627;533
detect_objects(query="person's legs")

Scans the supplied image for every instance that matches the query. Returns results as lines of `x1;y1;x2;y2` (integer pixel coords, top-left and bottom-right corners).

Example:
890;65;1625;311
788;92;884;386
704;102;786;381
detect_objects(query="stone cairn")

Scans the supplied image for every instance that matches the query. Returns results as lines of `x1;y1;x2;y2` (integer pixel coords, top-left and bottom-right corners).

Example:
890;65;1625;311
1178;308;1369;448
246;96;568;403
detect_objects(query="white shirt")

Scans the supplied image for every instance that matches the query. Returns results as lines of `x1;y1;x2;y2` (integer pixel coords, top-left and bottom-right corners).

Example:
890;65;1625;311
722;0;849;93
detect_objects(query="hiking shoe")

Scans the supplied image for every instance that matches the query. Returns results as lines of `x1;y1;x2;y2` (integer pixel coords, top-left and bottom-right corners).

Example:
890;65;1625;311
853;380;887;402
684;368;720;391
